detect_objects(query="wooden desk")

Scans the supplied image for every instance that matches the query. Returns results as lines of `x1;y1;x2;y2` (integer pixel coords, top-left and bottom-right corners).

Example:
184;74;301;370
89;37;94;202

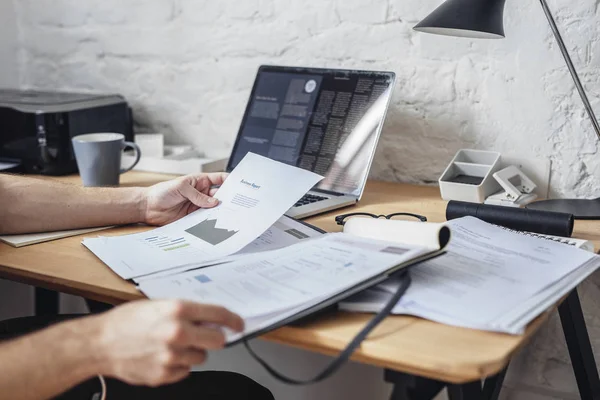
1;171;599;398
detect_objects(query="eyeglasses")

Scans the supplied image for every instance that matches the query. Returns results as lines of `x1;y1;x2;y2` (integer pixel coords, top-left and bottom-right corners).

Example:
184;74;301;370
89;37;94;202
335;212;428;226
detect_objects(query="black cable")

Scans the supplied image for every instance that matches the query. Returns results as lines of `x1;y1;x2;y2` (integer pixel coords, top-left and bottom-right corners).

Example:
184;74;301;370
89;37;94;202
244;271;412;385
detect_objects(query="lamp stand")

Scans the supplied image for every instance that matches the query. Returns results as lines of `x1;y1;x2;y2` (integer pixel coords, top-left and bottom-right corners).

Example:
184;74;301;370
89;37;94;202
525;0;600;219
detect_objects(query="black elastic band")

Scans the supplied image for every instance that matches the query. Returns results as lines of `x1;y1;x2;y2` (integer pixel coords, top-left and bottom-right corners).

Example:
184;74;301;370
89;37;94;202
243;271;412;385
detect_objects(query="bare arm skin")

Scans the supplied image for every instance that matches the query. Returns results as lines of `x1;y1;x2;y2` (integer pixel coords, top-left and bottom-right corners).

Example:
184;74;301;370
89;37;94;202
0;172;227;234
0;313;103;400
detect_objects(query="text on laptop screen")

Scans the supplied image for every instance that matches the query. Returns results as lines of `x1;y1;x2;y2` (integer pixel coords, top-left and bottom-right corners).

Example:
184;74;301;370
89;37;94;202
228;67;395;197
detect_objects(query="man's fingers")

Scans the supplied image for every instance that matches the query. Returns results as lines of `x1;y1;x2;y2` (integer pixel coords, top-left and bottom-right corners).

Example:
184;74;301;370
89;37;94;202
206;172;228;186
180;323;226;350
186;204;201;215
159;366;191;386
174;302;244;332
178;182;219;208
209;188;219;197
168;348;208;367
191;173;228;192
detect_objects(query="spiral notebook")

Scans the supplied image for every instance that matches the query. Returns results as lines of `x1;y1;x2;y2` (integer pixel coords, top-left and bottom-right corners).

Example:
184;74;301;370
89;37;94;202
495;225;594;252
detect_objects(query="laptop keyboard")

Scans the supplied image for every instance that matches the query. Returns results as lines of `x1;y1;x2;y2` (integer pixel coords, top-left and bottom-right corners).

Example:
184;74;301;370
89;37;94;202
294;193;328;207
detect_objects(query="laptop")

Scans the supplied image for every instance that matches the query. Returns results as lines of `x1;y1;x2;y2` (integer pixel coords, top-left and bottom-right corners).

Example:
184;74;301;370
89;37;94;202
227;65;396;219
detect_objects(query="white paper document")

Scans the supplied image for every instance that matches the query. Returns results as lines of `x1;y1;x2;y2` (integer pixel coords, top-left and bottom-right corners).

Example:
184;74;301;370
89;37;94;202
139;233;435;342
134;215;325;282
340;216;600;334
83;153;322;279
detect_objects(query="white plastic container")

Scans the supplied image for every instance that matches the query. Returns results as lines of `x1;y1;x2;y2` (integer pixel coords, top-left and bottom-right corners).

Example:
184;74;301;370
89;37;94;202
438;149;502;203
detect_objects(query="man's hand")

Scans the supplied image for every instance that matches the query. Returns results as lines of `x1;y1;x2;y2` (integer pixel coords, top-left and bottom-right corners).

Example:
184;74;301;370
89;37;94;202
92;300;243;387
143;173;228;226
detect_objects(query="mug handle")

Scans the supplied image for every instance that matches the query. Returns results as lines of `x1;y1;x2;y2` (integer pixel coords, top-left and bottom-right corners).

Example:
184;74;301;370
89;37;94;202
120;141;141;174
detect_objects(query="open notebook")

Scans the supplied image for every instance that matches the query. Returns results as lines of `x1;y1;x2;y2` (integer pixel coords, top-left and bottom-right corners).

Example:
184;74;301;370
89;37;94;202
0;226;113;248
339;216;600;334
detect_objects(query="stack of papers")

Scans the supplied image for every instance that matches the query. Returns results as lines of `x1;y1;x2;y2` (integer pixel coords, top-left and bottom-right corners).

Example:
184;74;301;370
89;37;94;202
82;153;451;342
339;217;600;334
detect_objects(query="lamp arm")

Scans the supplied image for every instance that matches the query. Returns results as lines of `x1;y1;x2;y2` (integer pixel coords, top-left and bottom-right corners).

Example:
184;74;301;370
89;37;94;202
539;0;600;141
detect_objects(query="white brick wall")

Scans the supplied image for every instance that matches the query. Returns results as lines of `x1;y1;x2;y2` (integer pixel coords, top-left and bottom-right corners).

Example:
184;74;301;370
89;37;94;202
13;0;600;196
5;0;600;399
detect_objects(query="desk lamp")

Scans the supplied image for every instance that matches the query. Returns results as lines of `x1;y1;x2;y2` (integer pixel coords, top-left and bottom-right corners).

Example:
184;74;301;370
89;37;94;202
414;0;600;219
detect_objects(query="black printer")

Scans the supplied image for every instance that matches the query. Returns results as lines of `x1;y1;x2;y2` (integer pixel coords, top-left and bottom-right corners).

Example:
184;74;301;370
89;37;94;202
0;89;133;175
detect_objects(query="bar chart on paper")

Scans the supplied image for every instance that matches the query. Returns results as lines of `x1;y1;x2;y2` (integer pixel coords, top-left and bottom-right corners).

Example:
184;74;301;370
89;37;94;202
139;214;240;256
143;235;191;252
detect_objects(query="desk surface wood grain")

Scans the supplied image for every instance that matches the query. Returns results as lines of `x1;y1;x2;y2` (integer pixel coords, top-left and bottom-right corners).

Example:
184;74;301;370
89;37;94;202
1;171;598;383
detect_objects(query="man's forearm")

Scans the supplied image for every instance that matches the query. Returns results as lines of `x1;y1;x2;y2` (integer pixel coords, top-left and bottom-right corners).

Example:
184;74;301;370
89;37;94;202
0;316;105;400
0;175;146;234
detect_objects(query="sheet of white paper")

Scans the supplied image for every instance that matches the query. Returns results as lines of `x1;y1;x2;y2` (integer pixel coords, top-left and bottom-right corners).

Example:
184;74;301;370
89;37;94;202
83;153;322;279
340;216;600;333
133;216;324;283
236;216;323;254
139;233;430;341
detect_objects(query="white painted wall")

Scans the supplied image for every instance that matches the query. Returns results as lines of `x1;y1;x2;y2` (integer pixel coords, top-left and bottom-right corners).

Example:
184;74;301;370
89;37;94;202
6;0;600;399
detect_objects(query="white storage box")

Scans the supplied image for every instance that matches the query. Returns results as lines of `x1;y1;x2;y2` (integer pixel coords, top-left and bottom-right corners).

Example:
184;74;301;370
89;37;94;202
438;149;502;203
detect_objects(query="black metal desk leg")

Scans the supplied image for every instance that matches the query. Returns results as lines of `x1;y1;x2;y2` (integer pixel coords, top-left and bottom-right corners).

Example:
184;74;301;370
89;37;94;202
34;287;60;316
447;381;483;400
384;370;445;400
558;289;600;400
481;367;507;400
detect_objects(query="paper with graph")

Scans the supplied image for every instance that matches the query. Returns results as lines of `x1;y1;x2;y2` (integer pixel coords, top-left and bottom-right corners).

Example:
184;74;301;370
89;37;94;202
82;153;323;279
133;215;325;283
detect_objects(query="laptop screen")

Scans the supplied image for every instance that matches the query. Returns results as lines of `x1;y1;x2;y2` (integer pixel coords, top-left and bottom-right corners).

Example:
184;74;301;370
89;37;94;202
227;66;395;197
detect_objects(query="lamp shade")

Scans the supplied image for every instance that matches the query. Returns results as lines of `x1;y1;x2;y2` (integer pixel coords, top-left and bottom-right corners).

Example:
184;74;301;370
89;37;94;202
414;0;507;39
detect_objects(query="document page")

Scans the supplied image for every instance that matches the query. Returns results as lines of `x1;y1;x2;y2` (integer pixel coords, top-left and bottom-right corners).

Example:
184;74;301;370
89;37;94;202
139;233;432;341
237;215;324;255
83;153;322;279
134;216;325;282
